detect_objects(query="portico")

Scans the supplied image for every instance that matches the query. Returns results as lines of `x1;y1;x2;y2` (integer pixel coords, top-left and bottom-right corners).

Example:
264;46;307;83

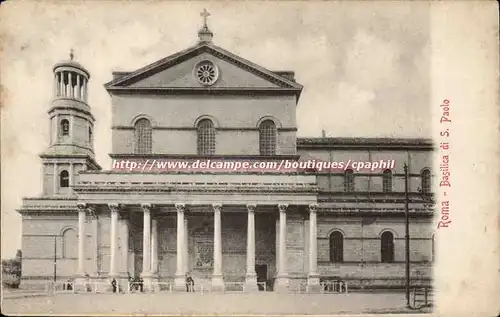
72;172;319;292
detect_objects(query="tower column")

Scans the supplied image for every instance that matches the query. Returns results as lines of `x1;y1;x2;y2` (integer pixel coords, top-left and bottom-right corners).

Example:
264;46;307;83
307;204;321;292
83;78;87;101
69;163;74;194
245;204;258;292
212;203;224;291
275;204;289;292
76;74;81;99
68;72;73;98
53;163;58;195
54;73;58;98
174;203;186;290
60;71;65;97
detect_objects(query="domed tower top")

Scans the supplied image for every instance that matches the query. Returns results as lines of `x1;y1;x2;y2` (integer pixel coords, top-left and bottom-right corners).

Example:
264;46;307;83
198;9;213;43
52;49;90;105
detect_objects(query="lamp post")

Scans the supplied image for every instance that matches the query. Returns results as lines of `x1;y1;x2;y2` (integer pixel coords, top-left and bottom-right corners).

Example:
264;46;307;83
404;163;410;308
53;235;57;283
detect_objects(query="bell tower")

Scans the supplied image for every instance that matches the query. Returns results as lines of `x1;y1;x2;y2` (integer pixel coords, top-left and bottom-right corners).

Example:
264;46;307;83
40;50;101;197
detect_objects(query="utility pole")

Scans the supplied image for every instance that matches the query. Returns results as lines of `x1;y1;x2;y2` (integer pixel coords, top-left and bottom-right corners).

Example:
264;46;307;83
404;163;411;308
53;235;57;283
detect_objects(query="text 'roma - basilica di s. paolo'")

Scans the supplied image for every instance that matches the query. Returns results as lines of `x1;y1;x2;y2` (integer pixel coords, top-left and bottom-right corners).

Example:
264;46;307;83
17;10;435;293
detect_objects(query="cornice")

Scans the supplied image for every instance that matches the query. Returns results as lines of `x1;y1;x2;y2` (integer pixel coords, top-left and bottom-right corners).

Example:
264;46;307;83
297;137;434;151
111;126;297;132
72;183;319;194
107;154;300;161
105;87;302;99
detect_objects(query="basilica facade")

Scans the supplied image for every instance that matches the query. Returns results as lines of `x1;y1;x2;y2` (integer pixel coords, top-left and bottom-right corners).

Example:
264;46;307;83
17;16;434;292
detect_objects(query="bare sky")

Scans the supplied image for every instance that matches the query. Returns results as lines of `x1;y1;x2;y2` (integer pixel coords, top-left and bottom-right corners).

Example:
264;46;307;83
0;1;430;257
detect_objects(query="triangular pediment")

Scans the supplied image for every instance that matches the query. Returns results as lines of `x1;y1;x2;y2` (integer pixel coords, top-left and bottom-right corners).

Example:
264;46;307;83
105;43;302;93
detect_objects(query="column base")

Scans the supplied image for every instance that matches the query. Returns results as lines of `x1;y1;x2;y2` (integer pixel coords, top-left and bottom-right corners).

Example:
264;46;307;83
173;274;187;292
274;276;289;293
244;273;258;292
140;273;158;292
73;276;88;292
307;274;321;293
211;274;225;292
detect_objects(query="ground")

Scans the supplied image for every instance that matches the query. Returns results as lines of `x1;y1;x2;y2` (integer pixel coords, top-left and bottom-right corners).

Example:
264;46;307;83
2;292;432;315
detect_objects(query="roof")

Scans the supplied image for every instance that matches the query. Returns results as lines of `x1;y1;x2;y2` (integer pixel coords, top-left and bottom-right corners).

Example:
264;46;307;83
104;41;303;97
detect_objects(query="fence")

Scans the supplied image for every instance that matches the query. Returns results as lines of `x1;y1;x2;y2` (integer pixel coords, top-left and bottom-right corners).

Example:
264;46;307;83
412;287;433;308
320;281;348;294
224;282;245;293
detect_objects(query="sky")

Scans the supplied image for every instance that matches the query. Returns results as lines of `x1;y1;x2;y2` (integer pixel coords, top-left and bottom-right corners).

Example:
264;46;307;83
0;1;430;258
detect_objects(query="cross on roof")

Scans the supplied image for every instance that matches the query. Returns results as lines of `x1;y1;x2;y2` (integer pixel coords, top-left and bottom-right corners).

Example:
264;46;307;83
69;48;74;60
200;8;210;27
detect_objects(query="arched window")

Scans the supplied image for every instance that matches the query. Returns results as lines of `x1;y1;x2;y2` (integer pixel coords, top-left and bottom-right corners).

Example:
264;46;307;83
329;231;344;262
382;169;393;192
381;231;395;263
197;119;215;155
60;119;70;136
259;120;277;155
134;118;152;154
344;169;354;192
421;169;431;193
60;170;69;187
62;228;77;258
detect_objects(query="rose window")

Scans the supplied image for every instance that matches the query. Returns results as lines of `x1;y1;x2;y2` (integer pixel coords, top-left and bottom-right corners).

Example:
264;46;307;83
194;60;219;86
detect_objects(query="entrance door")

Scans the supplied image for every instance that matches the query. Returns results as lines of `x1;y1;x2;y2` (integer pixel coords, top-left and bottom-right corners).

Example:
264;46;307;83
255;264;267;291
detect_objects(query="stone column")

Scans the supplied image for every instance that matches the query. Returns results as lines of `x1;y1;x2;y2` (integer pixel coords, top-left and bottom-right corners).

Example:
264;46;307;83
88;206;99;277
245;204;258;292
275;204;289;292
52;114;58;145
184;218;189;274
151;218;158;275
69;163;74;195
60;72;65;97
174;203;186;290
76;203;86;277
121;213;130;278
76;74;80;99
83;78;87;101
53;163;58;195
141;203;153;291
108;203;119;278
212;203;224;291
69;115;74;143
68;72;73;98
307;204;321;292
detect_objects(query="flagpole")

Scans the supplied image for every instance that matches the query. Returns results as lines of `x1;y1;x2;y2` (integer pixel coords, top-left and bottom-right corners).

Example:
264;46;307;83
53;235;57;283
404;163;411;308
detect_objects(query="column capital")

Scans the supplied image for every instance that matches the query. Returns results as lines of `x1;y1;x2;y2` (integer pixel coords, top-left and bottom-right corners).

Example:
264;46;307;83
175;203;185;212
141;203;152;212
308;204;319;213
86;205;98;219
212;203;222;212
108;203;120;213
246;204;256;213
76;202;87;211
278;204;288;213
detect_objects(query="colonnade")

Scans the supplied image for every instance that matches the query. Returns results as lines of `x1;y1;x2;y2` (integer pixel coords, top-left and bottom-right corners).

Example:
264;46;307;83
75;203;320;292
